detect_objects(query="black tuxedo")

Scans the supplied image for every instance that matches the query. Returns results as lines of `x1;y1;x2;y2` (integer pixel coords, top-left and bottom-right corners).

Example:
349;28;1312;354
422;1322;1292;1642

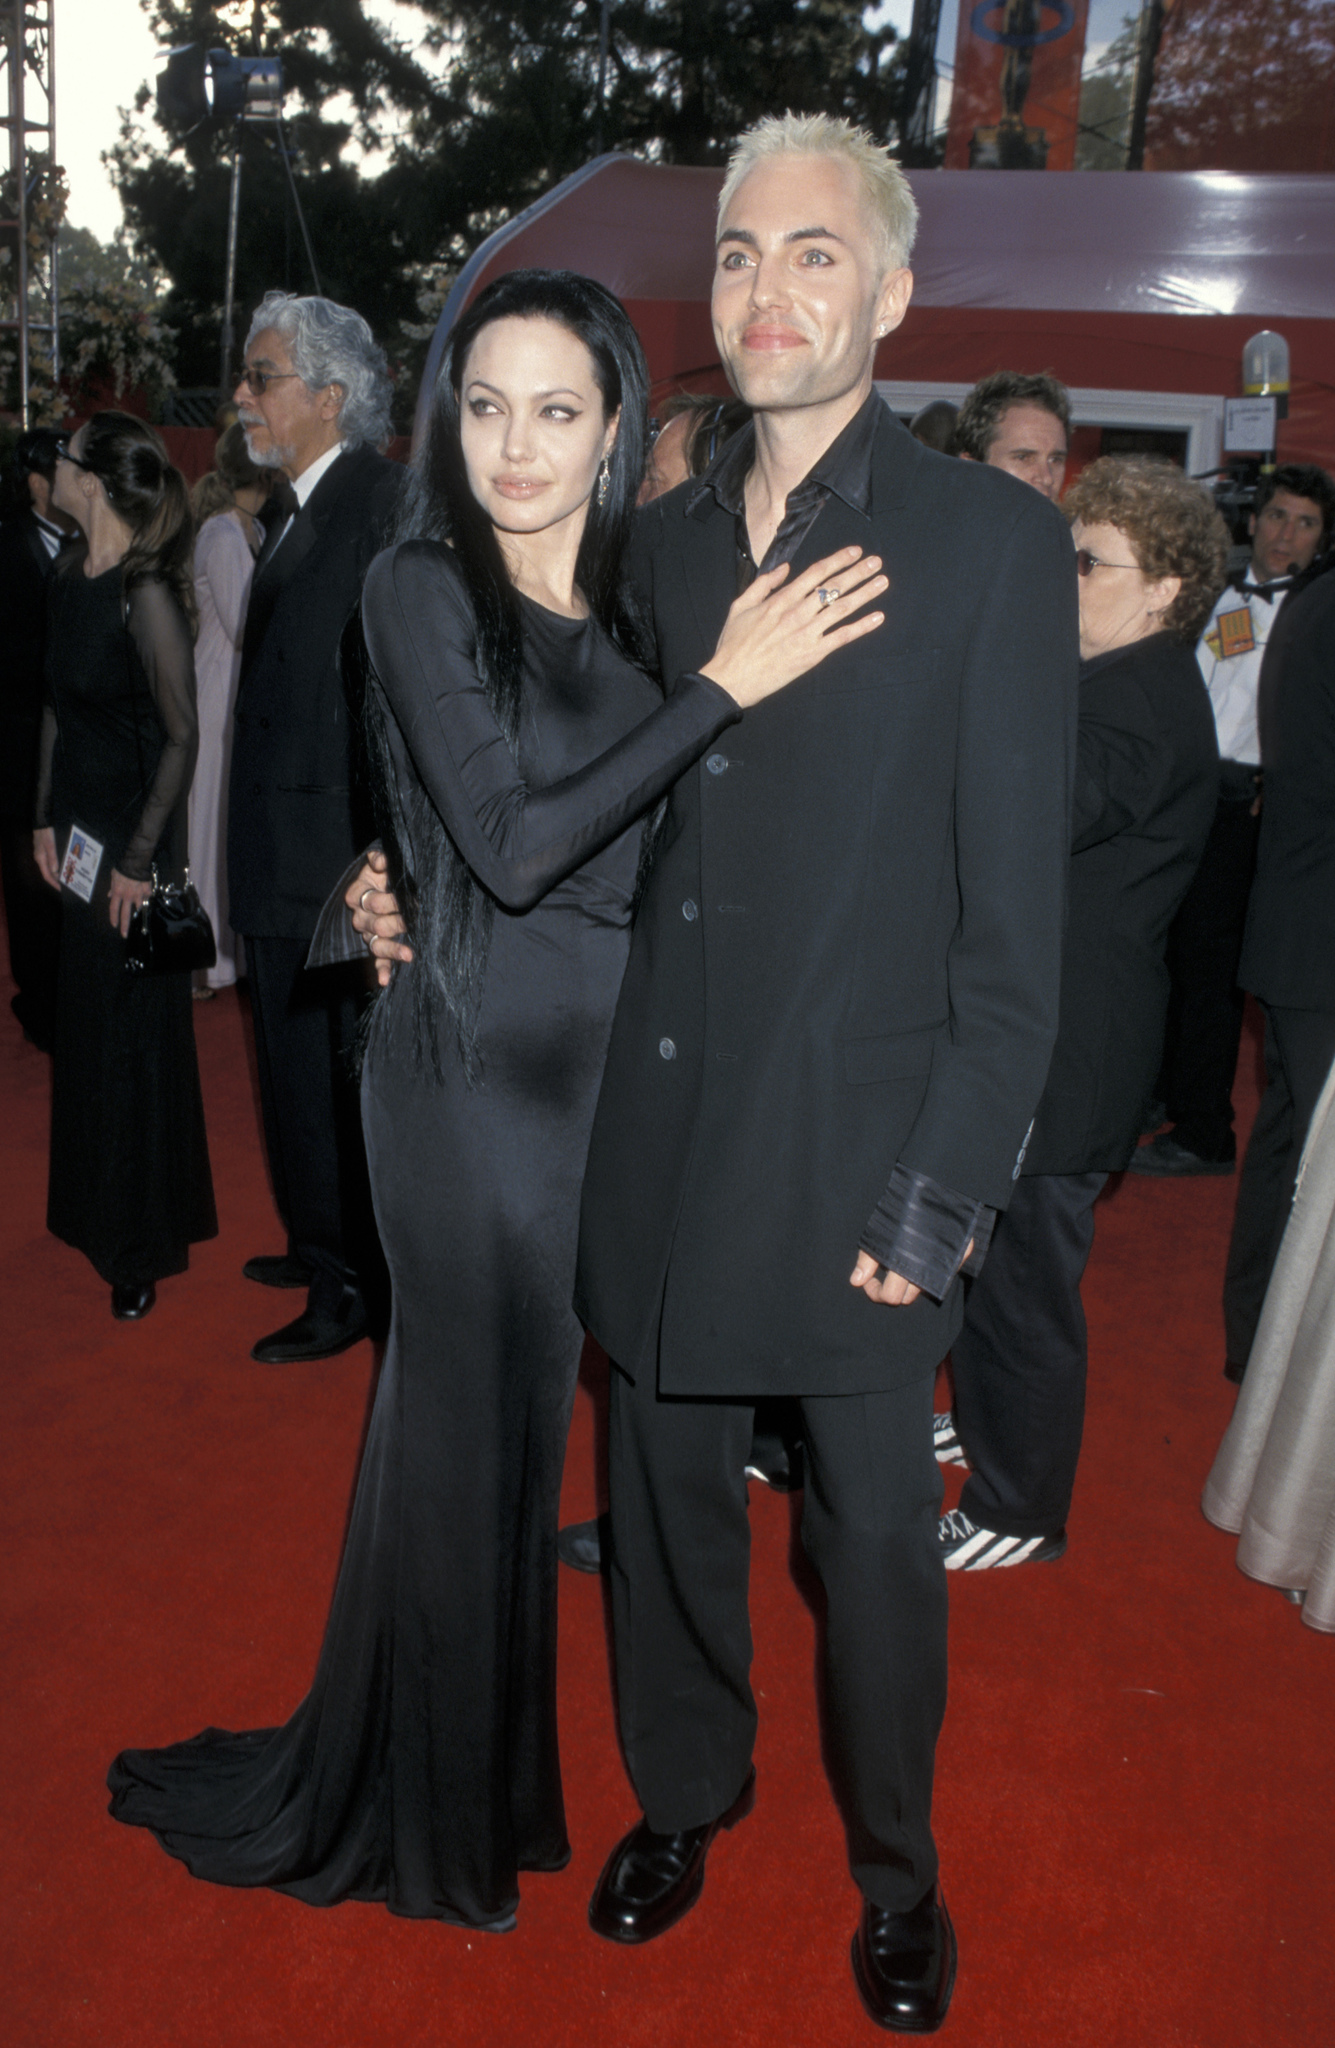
227;444;401;1319
1225;569;1335;1369
573;400;1078;1911
0;512;70;1046
229;443;401;938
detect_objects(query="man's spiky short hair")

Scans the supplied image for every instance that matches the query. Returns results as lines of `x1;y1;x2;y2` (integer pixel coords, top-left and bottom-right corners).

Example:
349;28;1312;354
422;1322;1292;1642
953;371;1071;463
717;112;919;274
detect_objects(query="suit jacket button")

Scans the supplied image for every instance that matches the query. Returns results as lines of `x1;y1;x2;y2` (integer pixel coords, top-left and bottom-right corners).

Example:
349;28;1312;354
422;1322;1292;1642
682;899;697;921
706;753;728;775
659;1037;676;1060
260;717;270;730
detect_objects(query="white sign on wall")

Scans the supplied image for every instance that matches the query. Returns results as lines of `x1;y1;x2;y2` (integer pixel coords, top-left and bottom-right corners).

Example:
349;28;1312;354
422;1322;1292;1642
1224;397;1278;452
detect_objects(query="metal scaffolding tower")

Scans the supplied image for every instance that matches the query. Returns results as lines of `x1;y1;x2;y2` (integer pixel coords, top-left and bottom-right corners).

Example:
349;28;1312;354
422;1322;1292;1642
2;0;58;427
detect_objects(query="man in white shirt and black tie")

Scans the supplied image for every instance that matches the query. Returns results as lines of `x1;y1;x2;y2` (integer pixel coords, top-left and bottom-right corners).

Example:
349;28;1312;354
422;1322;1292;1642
1135;462;1334;1179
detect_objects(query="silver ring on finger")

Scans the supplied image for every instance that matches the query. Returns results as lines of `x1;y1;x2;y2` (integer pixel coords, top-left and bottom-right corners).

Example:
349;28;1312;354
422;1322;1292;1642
816;587;840;609
358;887;374;910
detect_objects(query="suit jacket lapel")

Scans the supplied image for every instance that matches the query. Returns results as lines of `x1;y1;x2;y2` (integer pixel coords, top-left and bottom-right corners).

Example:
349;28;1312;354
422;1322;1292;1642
242;450;356;672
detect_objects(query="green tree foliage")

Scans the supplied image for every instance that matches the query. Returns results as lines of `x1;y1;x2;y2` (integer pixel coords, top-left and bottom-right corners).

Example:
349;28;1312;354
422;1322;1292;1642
113;1;909;411
1143;0;1335;171
1073;15;1138;172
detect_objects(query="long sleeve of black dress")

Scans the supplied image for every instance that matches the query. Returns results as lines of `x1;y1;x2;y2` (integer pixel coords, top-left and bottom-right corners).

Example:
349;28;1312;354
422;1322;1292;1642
360;541;740;913
118;580;199;881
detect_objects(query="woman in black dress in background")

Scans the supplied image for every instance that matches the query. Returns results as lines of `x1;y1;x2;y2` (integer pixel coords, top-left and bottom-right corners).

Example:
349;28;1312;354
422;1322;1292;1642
108;272;886;1927
33;413;216;1319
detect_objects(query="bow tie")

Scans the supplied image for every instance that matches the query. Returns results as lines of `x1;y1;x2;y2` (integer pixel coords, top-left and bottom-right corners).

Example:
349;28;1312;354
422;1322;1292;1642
1237;578;1291;606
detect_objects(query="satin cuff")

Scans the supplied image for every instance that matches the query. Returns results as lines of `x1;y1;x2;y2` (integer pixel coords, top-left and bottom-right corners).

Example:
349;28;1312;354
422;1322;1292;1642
859;1164;996;1303
306;843;384;970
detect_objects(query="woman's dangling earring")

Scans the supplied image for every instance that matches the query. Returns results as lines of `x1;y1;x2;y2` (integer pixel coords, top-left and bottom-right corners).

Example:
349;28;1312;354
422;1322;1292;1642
596;455;610;507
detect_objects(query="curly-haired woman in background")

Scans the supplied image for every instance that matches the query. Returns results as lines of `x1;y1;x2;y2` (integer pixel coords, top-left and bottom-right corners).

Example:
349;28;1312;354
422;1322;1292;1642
33;412;216;1319
939;456;1228;1570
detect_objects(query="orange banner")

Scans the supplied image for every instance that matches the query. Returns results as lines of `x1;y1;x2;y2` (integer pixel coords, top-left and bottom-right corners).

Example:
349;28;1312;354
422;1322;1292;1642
945;0;1090;171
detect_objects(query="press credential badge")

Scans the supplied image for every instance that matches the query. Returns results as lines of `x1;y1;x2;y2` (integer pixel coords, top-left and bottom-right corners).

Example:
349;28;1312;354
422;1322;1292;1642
60;824;104;903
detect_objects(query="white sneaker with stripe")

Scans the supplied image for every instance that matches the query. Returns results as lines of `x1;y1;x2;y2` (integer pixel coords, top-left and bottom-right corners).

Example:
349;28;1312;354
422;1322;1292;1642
938;1508;1067;1570
933;1411;968;1466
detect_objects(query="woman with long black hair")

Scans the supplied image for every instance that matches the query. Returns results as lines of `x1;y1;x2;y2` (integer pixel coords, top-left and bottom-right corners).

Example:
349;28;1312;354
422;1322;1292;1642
108;271;885;1927
33;412;216;1318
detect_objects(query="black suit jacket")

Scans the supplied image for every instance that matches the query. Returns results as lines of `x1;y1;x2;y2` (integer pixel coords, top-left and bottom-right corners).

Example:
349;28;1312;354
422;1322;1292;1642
1240;569;1335;1011
0;513;66;820
1023;634;1219;1176
228;444;402;938
573;405;1079;1398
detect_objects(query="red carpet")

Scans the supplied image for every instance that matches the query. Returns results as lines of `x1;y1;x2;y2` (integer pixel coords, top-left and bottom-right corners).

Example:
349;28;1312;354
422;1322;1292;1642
3;977;1331;2047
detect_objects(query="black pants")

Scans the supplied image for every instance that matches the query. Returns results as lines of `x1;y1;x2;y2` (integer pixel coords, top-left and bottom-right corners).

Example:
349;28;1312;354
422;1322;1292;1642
951;1171;1107;1540
1223;1003;1335;1370
607;1359;945;1913
1159;779;1261;1162
245;934;382;1320
1;817;60;1050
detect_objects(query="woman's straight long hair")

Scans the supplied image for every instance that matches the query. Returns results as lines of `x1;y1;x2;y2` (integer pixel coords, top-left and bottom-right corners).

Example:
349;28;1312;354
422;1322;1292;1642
80;411;197;633
360;269;654;1077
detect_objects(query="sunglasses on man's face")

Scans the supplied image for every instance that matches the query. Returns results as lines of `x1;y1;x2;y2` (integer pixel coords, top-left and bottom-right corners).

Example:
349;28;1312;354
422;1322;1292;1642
238;366;301;396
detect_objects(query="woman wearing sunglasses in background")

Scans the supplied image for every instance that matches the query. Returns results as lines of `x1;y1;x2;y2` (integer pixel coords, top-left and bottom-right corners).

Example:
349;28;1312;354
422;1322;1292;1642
938;455;1229;1571
108;270;886;1931
32;412;216;1320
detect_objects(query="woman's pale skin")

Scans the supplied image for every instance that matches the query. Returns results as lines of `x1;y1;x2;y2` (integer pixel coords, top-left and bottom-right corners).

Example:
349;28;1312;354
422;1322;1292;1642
33;425;157;937
1071;517;1181;661
348;311;888;978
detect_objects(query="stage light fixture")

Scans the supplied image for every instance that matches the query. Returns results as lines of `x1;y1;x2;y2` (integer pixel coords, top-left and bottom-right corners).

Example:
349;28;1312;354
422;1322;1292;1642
156;45;284;130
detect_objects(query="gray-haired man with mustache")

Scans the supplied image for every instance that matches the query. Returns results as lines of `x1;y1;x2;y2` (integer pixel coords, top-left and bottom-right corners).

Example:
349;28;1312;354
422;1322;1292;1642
229;292;401;1364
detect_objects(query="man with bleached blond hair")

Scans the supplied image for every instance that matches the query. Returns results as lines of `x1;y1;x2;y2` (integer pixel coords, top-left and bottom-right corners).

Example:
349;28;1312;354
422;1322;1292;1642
569;110;1078;2029
352;107;1076;2033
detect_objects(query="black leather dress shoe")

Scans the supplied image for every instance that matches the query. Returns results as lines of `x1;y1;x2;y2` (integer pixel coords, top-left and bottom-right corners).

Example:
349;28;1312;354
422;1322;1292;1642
1127;1133;1233;1177
557;1514;608;1573
251;1296;367;1364
588;1768;755;1944
852;1887;957;2034
111;1282;156;1321
243;1252;314;1290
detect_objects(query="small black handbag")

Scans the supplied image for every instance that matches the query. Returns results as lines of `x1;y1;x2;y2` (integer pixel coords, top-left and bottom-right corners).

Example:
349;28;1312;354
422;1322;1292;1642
124;867;217;977
118;587;217;977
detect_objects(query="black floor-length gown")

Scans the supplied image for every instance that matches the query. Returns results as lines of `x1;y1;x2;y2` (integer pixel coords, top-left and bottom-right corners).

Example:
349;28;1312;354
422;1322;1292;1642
39;561;216;1286
109;539;738;1927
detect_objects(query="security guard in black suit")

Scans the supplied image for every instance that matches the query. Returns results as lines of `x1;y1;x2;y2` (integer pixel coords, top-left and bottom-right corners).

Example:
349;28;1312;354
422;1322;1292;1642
1223;567;1335;1379
227;293;402;1363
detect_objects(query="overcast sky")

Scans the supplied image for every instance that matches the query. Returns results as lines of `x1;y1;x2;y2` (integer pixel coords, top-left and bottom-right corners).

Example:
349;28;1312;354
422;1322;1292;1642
56;0;1126;244
56;0;410;239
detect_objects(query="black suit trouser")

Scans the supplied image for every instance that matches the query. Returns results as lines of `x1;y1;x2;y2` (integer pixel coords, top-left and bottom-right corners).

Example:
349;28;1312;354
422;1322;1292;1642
1223;1003;1335;1370
1;818;61;1049
1159;784;1261;1162
245;934;381;1318
950;1171;1106;1540
607;1358;945;1913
